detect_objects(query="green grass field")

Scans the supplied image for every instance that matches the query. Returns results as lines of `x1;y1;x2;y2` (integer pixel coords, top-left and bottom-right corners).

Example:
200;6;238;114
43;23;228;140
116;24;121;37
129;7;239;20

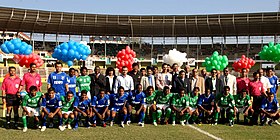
0;83;280;140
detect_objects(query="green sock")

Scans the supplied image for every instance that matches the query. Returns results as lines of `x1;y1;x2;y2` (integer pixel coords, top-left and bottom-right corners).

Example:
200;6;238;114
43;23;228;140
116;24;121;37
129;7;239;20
244;116;248;124
62;118;68;125
22;116;27;128
152;112;157;122
229;112;234;122
192;115;198;122
68;118;74;124
165;108;171;119
157;110;162;120
172;113;176;122
185;114;191;121
214;112;219;122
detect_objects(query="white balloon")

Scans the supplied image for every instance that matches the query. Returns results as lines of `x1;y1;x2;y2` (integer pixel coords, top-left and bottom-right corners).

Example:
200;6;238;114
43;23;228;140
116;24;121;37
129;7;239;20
162;49;188;67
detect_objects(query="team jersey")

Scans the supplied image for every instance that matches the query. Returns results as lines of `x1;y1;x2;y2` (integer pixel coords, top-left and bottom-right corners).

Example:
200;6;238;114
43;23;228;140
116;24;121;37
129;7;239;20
197;94;215;110
60;96;76;112
261;98;279;112
155;90;173;104
22;92;43;108
110;93;128;107
171;94;189;108
68;75;77;96
234;94;252;108
146;92;156;104
41;94;61;109
267;76;278;95
47;72;69;96
189;95;199;108
76;76;91;92
128;90;146;105
92;95;110;108
74;98;91;111
215;93;235;108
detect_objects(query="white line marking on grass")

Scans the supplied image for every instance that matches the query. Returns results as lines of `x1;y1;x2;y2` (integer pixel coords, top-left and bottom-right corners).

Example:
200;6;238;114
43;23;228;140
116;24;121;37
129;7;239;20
187;125;223;140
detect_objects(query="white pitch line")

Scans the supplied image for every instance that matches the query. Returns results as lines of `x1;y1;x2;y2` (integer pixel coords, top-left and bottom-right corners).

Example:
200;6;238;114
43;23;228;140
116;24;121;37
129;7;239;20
187;125;223;140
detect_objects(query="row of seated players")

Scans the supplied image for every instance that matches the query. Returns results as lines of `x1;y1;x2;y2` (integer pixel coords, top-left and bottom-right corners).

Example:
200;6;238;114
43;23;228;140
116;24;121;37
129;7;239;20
21;84;280;132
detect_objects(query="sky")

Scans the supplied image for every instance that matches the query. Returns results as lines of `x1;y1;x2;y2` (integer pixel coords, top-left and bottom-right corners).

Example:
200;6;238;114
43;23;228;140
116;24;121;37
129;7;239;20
0;0;279;15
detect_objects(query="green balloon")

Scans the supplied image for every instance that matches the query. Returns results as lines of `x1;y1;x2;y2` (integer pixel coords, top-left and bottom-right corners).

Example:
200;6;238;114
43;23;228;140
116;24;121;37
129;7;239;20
213;51;219;56
205;57;210;61
212;60;218;65
206;60;211;65
263;45;268;50
216;65;221;70
268;42;274;47
206;66;212;72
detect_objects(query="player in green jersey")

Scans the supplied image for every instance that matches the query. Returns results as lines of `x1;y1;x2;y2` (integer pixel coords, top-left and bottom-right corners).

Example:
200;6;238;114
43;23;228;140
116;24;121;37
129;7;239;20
22;86;43;132
76;67;91;99
214;86;235;127
144;86;157;124
188;87;200;124
59;91;76;131
154;86;173;125
171;88;189;126
234;89;253;124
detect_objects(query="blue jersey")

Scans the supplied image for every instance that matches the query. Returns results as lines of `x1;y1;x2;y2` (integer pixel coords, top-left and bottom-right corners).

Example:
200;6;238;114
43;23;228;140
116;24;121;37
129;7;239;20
197;94;215;110
47;72;69;96
268;76;278;95
41;95;61;109
110;93;128;107
74;97;91;111
68;75;77;96
128;90;146;105
92;95;110;108
261;98;279;112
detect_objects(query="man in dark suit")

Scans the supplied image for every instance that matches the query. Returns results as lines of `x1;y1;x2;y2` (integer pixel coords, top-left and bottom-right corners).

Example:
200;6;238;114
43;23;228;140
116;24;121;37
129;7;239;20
173;70;191;94
170;63;179;93
89;66;106;97
128;63;141;89
205;68;224;96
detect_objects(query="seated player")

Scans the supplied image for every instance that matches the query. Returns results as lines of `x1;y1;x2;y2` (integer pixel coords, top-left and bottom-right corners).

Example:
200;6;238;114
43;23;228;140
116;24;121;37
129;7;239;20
127;84;146;127
154;86;174;125
214;86;235;127
109;86;129;128
171;88;189;126
188;87;200;124
22;86;43;132
91;89;110;127
260;92;280;126
59;91;76;131
144;86;157;125
234;89;254;124
197;88;215;124
41;87;62;132
73;90;91;130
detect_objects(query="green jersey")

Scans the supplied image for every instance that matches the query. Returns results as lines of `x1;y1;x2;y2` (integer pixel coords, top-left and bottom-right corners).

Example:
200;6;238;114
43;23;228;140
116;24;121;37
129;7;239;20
146;92;156;104
155;90;173;104
61;96;75;112
234;94;252;108
189;95;198;108
216;93;235;108
171;94;189;108
22;92;43;108
76;75;91;92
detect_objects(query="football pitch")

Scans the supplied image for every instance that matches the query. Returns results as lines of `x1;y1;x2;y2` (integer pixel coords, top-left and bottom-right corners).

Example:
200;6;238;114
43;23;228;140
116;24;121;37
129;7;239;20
0;83;280;140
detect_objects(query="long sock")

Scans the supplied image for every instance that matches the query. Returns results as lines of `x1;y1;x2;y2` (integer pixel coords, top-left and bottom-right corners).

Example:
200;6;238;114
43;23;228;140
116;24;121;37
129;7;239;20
185;114;191;122
105;116;109;122
62;118;68;125
214;112;219;122
50;118;54;124
244;116;248;124
6;114;11;123
192;115;198;122
111;116;115;122
34;117;39;126
42;116;47;126
14;113;19;124
22;116;27;128
152;112;157;122
59;117;63;125
172;113;176;122
123;114;127;122
229;112;234;122
92;115;97;124
165;108;171;121
157;110;162;120
68;118;74;125
85;117;90;127
74;117;79;128
127;113;131;121
139;111;145;123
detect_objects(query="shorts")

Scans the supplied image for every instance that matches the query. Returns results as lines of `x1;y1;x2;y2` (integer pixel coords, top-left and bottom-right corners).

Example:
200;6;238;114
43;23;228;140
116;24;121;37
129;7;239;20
236;107;248;114
25;107;40;116
189;107;197;112
95;107;107;114
62;111;73;115
77;91;91;100
130;103;142;110
6;94;20;106
45;107;57;113
111;106;122;112
156;104;169;110
144;104;154;108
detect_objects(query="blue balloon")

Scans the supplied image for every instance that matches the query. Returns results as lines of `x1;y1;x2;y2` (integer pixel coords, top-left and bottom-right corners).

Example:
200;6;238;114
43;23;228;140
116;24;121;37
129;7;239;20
52;53;57;58
69;45;77;50
81;55;87;61
11;39;17;44
61;43;69;50
7;43;15;52
27;45;32;50
67;61;73;66
62;49;68;56
86;49;91;55
19;45;27;52
68;40;75;47
14;49;20;54
22;42;28;46
61;56;68;62
57;45;61;50
24;49;32;55
14;38;21;43
14;42;21;50
74;51;80;59
73;42;79;47
68;49;75;56
1;44;9;54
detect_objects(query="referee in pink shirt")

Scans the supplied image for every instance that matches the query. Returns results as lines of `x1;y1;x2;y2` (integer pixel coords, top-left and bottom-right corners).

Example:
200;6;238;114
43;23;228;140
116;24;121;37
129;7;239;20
18;63;42;93
1;66;21;129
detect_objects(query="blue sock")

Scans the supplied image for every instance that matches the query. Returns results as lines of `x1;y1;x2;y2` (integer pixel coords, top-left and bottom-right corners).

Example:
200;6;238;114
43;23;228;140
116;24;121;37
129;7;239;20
111;117;115;122
105;116;109;122
92;115;97;124
123;114;127;122
74;118;79;128
127;113;131;121
139;111;144;123
85;117;89;127
42;116;47;126
59;117;63;126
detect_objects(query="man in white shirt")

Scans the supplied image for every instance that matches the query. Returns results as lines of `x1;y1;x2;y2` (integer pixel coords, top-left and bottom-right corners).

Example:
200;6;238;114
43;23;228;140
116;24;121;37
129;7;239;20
156;63;172;90
220;67;237;95
258;69;272;93
140;66;156;91
113;66;134;93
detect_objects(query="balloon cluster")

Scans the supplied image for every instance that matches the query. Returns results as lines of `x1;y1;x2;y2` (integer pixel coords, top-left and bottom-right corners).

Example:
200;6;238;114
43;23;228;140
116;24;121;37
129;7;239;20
163;49;187;67
52;40;91;66
202;51;228;72
259;42;280;62
232;55;255;72
13;53;44;68
116;46;136;72
1;38;32;55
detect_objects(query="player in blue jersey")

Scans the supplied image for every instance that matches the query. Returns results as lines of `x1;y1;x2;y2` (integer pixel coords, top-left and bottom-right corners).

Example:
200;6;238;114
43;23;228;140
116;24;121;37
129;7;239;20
109;86;128;128
73;90;91;130
260;92;280;126
197;88;215;124
41;87;62;131
127;84;146;127
91;89;110;127
47;62;69;97
267;68;279;98
68;68;77;97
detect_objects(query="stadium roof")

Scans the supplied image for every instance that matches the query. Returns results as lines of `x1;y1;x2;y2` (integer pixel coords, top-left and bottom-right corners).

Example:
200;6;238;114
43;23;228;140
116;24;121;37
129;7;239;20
0;7;280;37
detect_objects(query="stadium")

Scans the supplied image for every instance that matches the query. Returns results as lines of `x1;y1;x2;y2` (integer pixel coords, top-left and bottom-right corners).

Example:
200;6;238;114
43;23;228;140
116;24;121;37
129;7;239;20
0;4;280;140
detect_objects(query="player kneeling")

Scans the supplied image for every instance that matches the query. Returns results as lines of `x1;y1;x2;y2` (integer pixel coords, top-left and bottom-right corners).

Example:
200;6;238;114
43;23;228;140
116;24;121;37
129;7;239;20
171;88;189;126
214;86;235;127
234;89;254;125
41;87;62;132
91;89;109;127
22;86;43;132
188;87;200;124
109;86;128;128
73;90;91;130
260;92;280;126
144;86;157;125
127;84;146;127
197;88;215;124
59;91;76;131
